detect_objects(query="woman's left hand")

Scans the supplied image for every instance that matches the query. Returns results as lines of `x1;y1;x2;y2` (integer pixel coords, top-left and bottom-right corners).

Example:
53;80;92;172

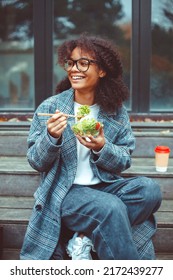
76;127;105;152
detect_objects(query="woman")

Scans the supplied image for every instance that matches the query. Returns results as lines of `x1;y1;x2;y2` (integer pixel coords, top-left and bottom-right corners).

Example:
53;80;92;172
20;34;162;260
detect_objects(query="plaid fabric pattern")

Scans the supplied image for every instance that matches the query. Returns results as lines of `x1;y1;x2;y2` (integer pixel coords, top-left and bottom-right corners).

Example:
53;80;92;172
20;88;156;260
132;217;156;259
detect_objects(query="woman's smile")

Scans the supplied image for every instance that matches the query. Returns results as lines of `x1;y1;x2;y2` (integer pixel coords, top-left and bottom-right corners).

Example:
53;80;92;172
71;74;85;81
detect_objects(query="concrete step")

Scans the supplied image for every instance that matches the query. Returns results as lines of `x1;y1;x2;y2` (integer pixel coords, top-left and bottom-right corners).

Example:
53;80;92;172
0;156;173;199
0;131;28;156
0;129;173;157
132;131;173;158
0;156;39;197
0;124;172;260
0;197;172;260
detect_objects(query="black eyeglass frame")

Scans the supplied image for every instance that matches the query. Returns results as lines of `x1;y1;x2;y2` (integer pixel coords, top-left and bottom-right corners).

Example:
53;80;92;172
64;58;98;72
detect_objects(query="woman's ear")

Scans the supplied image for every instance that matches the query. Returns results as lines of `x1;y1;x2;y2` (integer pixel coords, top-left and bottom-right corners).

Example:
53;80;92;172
99;70;106;78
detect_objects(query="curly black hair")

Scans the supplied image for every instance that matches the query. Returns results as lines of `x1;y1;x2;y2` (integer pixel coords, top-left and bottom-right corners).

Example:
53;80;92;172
56;34;129;113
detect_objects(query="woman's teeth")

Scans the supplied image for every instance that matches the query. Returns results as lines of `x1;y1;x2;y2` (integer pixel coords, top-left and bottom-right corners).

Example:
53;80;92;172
72;76;84;80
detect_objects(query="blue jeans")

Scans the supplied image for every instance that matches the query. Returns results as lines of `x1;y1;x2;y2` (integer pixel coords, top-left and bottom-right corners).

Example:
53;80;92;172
60;176;162;260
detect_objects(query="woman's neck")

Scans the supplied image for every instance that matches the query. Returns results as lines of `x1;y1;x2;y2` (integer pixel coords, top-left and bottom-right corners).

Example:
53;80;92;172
74;90;95;105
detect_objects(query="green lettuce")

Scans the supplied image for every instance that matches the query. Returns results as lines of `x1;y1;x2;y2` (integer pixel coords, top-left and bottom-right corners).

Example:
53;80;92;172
72;118;103;136
76;105;90;121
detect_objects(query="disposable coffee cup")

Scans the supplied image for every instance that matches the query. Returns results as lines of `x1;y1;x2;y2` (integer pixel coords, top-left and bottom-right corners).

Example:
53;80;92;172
154;146;170;172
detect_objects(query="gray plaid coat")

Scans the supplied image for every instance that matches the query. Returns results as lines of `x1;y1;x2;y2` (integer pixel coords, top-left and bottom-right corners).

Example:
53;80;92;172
20;88;156;260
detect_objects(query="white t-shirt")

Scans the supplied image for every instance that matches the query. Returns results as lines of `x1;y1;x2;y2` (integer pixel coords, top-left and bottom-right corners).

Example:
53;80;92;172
73;102;101;185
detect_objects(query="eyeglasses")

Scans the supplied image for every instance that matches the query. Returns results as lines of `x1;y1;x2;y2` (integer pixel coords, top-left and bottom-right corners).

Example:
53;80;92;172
64;58;97;72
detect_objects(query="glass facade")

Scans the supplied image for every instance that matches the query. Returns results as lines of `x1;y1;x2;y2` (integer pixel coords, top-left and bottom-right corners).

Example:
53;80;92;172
53;0;132;109
150;0;173;111
0;0;34;110
0;0;173;117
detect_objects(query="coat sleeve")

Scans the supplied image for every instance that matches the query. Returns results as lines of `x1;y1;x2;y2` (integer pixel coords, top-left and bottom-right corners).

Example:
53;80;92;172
90;107;135;179
27;103;63;172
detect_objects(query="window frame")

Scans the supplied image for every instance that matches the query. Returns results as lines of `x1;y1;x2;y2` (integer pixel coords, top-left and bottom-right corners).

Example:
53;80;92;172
34;0;54;108
131;0;151;113
0;0;173;121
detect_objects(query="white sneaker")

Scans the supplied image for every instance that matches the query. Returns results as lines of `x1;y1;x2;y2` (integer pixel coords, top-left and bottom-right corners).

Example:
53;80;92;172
66;233;93;260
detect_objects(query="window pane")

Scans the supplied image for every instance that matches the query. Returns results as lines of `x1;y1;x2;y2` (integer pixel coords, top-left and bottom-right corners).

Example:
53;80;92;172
53;0;132;109
150;0;173;112
0;0;34;110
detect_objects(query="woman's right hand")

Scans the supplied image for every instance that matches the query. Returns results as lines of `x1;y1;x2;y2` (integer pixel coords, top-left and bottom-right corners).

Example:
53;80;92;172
47;110;67;139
